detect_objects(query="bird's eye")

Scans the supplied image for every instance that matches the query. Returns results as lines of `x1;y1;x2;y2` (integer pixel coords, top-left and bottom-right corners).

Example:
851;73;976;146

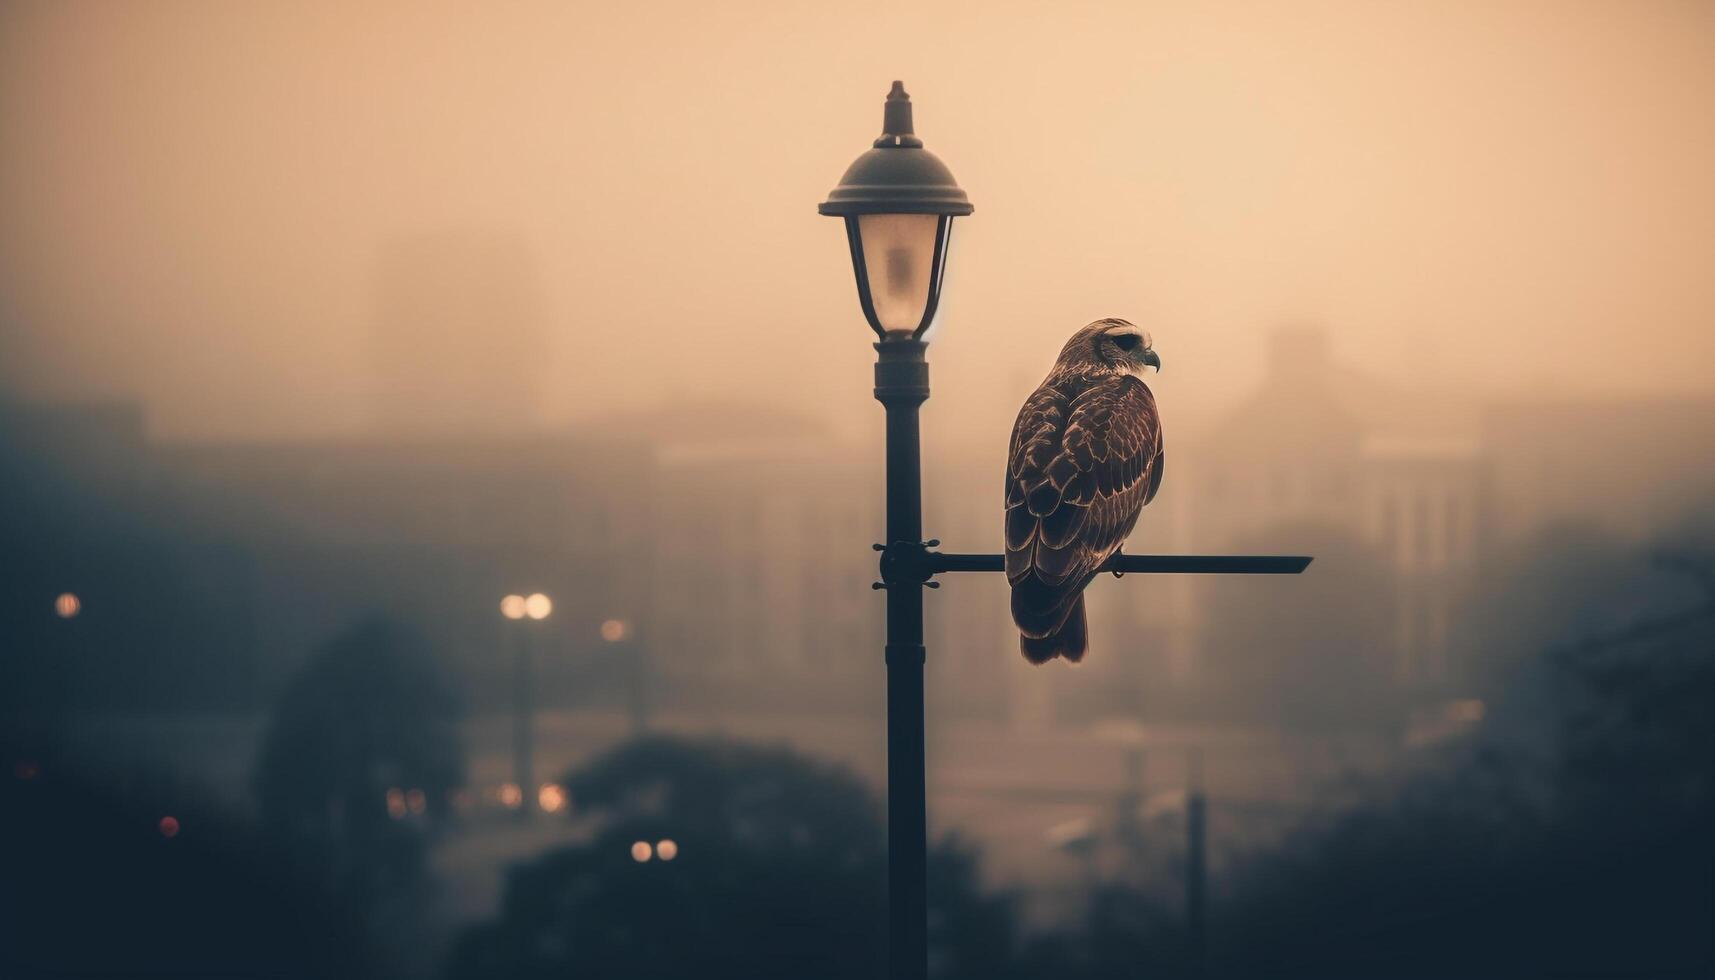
1112;334;1141;351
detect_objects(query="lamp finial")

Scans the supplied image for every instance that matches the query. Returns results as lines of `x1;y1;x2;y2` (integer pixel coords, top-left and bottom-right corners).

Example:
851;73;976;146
879;81;917;145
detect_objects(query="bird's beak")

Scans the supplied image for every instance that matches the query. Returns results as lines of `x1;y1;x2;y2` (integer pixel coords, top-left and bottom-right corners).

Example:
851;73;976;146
1141;348;1161;372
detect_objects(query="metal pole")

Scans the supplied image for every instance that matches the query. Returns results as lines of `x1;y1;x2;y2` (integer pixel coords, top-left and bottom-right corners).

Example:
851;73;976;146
1186;746;1207;977
875;338;929;980
513;628;534;820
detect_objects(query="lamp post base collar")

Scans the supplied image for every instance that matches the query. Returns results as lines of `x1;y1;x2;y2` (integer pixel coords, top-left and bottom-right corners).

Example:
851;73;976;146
874;339;929;405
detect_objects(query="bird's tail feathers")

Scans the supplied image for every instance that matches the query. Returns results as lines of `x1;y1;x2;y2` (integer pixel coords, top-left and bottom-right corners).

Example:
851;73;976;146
1020;596;1087;664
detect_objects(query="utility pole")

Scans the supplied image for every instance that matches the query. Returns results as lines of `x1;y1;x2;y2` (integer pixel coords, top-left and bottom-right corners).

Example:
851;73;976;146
1186;746;1207;977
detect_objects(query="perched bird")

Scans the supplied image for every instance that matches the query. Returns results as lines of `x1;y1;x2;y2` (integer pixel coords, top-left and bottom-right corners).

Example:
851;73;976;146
1005;318;1164;663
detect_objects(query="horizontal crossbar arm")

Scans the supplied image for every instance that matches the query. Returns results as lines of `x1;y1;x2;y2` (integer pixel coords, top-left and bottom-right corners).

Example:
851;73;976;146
926;553;1312;575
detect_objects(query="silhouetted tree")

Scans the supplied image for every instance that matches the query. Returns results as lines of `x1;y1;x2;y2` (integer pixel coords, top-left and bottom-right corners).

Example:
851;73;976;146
253;617;463;903
0;754;366;978
1071;517;1715;979
448;736;1021;980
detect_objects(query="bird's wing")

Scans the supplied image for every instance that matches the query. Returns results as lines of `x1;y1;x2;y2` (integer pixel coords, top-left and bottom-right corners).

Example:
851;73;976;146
1145;444;1165;506
1005;375;1162;636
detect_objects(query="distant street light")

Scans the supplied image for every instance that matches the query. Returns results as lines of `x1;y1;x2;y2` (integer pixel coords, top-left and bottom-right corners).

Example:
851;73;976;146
537;782;567;813
819;81;1311;980
630;840;653;863
54;592;81;619
655;838;679;861
524;593;553;621
501;592;551;820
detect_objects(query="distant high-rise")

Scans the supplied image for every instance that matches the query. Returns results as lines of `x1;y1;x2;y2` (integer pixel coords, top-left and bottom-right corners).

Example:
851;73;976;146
369;229;547;436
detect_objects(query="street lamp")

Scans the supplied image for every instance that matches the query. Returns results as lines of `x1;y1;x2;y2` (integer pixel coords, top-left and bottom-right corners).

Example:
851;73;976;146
501;592;549;820
820;82;1311;980
524;592;552;621
819;80;970;342
820;80;967;980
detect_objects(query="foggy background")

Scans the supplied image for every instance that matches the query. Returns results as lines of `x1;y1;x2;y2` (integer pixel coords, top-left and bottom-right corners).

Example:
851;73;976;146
5;0;1714;444
3;2;1713;978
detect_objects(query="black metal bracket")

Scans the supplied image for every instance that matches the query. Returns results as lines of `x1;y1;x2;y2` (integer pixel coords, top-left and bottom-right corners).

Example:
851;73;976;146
873;539;943;590
875;545;1312;586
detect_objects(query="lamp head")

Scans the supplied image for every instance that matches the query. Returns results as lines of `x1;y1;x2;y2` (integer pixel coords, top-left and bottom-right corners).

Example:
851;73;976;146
821;82;972;341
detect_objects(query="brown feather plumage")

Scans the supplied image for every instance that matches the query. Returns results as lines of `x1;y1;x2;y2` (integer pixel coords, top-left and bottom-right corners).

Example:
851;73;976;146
1005;320;1165;663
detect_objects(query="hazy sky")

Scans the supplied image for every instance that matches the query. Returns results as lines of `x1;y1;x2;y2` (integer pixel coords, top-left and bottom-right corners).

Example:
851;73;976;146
3;0;1712;443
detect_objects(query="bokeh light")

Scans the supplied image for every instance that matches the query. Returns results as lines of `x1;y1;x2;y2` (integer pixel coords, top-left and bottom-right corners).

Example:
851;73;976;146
524;593;552;620
538;783;566;813
498;782;523;808
630;840;653;863
158;815;180;838
656;839;678;861
54;592;81;619
406;788;427;815
1449;699;1486;723
386;787;407;819
600;618;629;643
499;594;527;620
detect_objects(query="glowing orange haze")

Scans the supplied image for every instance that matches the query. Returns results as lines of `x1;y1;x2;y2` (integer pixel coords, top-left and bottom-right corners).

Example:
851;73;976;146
2;0;1712;447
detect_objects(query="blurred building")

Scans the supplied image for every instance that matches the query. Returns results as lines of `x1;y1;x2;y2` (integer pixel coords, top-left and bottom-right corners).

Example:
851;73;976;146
1174;326;1715;697
626;403;881;705
8;343;1714;721
163;430;653;703
1175;328;1483;691
0;398;653;710
1363;437;1483;685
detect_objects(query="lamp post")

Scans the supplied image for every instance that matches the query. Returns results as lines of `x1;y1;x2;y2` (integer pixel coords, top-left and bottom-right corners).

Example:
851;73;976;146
501;592;551;820
819;80;966;980
1185;746;1208;977
821;82;1312;980
600;617;648;734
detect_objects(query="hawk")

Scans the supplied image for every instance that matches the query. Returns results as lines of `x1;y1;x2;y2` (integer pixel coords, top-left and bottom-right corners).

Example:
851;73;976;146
1005;318;1164;663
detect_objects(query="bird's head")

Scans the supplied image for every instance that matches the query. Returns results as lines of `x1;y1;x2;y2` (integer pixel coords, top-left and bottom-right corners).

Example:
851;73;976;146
1055;318;1161;379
